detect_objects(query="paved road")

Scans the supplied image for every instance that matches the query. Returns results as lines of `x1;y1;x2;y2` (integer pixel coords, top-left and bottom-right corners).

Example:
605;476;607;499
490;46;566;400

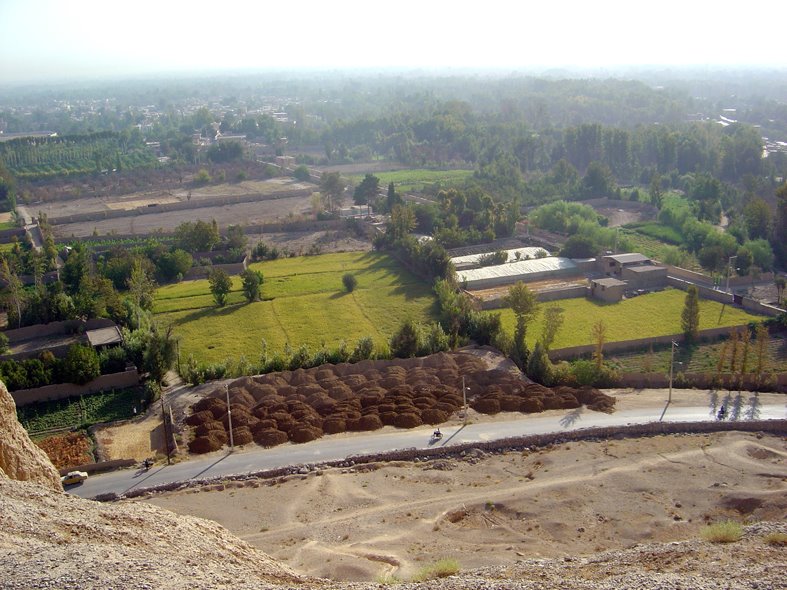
69;401;786;500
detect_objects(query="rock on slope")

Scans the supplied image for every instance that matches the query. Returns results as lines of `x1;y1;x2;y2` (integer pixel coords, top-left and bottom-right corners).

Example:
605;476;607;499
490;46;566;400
0;381;311;590
0;382;62;491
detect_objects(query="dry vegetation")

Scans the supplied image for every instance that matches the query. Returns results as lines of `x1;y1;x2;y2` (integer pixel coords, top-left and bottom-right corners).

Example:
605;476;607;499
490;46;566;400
184;352;615;454
34;431;93;469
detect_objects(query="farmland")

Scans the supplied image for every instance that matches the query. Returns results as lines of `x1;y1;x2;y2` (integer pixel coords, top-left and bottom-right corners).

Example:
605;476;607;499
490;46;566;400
154;252;437;364
492;288;765;350
347;169;473;193
16;387;143;433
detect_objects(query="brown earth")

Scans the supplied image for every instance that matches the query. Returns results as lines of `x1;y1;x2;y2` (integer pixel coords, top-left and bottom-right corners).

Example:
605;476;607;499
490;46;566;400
144;430;787;583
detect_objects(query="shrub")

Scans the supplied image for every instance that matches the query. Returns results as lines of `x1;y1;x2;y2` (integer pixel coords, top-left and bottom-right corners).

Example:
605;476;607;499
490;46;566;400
763;531;787;546
62;344;100;385
701;521;743;543
412;558;460;582
342;272;358;292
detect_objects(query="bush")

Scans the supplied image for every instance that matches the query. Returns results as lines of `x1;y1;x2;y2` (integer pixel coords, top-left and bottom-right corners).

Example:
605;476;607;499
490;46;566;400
412;558;460;582
763;531;787;546
701;521;743;543
98;346;128;374
62;344;100;385
342;273;358;292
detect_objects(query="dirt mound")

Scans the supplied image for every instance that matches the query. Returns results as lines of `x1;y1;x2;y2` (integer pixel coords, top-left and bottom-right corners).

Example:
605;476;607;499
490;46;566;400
185;351;617;453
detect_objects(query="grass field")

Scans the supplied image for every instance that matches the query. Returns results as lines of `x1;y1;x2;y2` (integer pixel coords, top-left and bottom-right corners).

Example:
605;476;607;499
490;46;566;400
347;169;473;193
155;252;437;364
491;288;765;350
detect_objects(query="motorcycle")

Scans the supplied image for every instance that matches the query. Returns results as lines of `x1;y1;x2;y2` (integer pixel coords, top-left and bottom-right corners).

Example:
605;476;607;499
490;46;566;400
431;429;443;441
717;405;727;421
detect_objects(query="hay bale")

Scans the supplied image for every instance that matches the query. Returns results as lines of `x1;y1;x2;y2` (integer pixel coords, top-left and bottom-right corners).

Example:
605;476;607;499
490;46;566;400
322;418;347;434
289;368;315;386
185;410;215;426
413;396;436;410
228;389;255;408
435;401;460;414
523;383;552;396
195;420;225;437
541;394;564;410
289;426;323;443
314;367;338;381
520;398;544;413
356;414;383;431
327;383;353;401
359;391;384;408
421;408;449;424
253;428;289;447
221;408;255;429
247;382;280;402
342;374;368;391
472;398;501;415
276;385;297;397
499;396;522;412
394;412;423;428
379;412;398;426
252;419;278;431
297;383;325;397
270;412;295;431
188;436;221;454
193;396;226;414
232;426;254;446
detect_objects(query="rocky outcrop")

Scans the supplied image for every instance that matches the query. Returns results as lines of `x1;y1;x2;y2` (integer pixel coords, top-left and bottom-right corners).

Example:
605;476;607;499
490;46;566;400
0;380;62;491
0;477;312;590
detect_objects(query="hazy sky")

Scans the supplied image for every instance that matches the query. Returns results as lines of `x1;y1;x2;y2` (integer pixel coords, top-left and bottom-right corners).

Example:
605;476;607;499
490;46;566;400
2;0;786;84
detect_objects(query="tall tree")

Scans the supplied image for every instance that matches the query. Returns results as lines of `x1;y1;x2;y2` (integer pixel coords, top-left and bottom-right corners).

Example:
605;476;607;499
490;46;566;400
591;319;607;369
505;282;539;369
353;174;380;206
0;258;24;328
320;172;346;211
540;305;564;351
681;285;700;342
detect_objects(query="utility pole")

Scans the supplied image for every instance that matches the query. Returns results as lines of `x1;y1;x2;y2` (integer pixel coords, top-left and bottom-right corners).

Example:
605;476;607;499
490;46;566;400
225;384;234;451
726;255;737;294
160;396;171;465
669;340;678;404
462;375;468;425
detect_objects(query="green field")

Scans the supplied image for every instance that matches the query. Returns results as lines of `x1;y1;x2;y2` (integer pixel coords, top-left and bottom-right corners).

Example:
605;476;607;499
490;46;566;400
16;388;143;433
155;252;437;364
347;169;473;193
491;288;765;350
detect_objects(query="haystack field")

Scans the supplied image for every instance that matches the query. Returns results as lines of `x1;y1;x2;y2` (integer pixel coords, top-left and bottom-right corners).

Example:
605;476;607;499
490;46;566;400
183;351;615;454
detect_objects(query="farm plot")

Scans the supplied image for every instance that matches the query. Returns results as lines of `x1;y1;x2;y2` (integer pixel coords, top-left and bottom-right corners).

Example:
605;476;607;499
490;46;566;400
491;288;765;350
347;169;473;193
154;252;437;364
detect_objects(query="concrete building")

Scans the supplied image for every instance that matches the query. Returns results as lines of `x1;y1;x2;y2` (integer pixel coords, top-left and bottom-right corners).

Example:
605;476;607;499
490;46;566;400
601;253;652;277
590;277;627;302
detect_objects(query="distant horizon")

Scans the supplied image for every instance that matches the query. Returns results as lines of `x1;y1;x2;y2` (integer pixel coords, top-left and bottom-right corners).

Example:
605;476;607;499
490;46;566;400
2;64;787;93
2;0;786;86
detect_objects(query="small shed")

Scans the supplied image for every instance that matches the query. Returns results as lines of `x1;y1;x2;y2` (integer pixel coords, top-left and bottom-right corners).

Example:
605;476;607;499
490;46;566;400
590;277;627;303
86;326;124;350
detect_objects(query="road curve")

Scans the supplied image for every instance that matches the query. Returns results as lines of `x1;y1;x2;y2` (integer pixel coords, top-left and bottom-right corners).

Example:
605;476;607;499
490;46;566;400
69;402;786;500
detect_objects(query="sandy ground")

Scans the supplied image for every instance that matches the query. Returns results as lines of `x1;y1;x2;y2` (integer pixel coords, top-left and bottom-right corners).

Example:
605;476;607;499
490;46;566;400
111;385;786;583
143;426;787;583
